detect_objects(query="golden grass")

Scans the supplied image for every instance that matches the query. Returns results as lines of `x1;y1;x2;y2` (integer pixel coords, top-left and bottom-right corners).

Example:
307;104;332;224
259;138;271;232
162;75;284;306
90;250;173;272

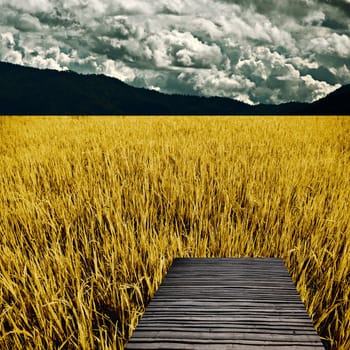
0;116;349;349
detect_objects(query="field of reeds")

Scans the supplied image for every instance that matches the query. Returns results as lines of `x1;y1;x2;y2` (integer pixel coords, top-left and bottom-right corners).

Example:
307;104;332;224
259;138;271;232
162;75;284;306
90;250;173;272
0;116;349;349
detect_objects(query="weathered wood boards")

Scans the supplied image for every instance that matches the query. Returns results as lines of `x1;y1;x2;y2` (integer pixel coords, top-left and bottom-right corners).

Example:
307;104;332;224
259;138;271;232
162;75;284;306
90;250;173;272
126;258;324;349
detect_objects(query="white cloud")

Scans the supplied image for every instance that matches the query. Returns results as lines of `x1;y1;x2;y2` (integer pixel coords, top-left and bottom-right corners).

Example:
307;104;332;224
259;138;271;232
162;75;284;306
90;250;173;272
178;67;256;102
0;32;22;64
307;33;350;57
303;10;325;25
236;47;292;79
301;74;340;101
30;55;63;70
287;56;319;70
15;14;42;32
3;50;23;64
1;32;16;47
101;59;136;81
0;0;53;12
166;30;223;68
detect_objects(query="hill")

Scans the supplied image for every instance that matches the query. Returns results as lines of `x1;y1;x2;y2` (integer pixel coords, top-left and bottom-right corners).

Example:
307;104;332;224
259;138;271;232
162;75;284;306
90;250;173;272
0;61;348;115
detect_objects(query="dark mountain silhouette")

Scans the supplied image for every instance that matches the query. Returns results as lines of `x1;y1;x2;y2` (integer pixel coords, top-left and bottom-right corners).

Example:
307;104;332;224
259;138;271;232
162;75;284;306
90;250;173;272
302;84;350;115
0;61;348;115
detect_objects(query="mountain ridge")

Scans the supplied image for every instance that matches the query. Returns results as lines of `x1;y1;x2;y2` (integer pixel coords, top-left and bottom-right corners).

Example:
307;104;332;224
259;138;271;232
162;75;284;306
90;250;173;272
0;61;348;115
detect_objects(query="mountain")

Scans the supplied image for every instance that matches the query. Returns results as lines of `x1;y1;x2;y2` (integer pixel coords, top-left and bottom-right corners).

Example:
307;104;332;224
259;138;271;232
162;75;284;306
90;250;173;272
0;61;252;115
0;61;348;115
302;84;350;115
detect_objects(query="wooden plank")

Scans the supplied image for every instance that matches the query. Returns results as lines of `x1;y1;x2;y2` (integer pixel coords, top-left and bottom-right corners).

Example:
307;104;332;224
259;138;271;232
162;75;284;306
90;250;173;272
126;258;324;349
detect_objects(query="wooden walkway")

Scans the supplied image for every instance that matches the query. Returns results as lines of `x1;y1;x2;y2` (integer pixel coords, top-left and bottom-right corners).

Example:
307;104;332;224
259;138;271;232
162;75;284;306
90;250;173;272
126;258;324;349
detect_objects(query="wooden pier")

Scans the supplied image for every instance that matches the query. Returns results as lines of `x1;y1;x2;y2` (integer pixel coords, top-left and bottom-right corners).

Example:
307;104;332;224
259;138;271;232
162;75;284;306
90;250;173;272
126;258;324;349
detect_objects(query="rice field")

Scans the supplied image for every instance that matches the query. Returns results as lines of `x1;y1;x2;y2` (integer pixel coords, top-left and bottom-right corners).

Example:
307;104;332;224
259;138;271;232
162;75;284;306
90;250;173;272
0;116;349;349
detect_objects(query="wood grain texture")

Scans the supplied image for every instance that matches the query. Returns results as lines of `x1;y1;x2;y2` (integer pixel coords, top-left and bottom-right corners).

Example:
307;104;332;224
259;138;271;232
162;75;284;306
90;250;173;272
126;258;324;349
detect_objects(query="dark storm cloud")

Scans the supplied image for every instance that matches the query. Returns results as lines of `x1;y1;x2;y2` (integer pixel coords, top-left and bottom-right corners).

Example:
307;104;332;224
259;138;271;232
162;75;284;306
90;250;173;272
36;8;80;28
0;0;349;104
219;0;350;18
96;17;139;39
217;0;314;18
320;0;350;16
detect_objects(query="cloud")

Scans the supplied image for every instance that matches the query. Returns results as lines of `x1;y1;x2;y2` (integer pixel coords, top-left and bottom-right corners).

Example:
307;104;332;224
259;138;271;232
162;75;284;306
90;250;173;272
301;74;341;101
0;0;53;13
307;33;350;57
322;0;350;17
149;30;224;69
0;0;349;104
14;13;42;32
231;46;340;104
178;67;256;104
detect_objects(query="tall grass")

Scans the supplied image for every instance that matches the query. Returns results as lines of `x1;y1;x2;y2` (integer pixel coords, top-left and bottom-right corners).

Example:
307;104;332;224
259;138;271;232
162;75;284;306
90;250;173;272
0;116;349;349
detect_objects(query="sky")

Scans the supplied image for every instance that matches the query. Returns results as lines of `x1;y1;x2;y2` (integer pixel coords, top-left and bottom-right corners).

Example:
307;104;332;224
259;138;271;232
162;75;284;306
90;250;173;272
0;0;350;105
